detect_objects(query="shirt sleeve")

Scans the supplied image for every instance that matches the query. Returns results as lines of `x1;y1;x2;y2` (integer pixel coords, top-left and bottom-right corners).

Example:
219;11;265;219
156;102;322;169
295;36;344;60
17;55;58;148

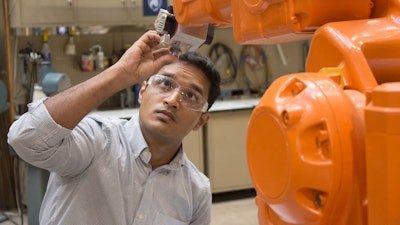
8;100;107;177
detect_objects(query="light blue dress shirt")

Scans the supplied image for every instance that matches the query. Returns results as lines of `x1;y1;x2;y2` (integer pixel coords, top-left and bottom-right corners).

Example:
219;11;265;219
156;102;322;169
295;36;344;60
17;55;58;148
8;101;211;225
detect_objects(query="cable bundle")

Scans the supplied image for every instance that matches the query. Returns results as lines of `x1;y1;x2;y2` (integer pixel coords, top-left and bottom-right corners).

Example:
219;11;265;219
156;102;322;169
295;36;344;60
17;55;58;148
239;45;268;94
208;43;238;86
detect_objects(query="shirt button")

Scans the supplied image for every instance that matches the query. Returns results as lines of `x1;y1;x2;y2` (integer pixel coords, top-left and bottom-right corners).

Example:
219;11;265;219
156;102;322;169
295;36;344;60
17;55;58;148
138;214;144;220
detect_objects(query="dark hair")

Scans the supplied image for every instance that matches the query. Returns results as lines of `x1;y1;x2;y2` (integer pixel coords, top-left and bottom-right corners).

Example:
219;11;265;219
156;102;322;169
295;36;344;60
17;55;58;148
178;51;221;111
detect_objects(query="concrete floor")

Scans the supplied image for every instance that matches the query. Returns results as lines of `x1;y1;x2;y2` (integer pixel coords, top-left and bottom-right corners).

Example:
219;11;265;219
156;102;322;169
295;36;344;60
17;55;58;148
0;211;26;225
211;197;259;225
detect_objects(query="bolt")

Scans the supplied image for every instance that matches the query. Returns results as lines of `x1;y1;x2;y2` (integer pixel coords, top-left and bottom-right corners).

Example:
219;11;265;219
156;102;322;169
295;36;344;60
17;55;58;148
315;192;326;207
316;128;330;157
291;16;299;24
281;104;304;127
316;129;328;147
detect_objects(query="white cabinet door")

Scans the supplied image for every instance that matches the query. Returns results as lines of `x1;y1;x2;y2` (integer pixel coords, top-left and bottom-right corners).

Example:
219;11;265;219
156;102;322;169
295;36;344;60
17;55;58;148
206;110;254;193
76;0;130;25
183;128;204;173
10;0;75;27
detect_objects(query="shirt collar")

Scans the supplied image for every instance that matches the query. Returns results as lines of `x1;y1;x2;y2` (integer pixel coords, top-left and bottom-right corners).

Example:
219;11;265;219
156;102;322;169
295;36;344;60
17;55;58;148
165;146;185;170
125;113;148;158
126;113;186;170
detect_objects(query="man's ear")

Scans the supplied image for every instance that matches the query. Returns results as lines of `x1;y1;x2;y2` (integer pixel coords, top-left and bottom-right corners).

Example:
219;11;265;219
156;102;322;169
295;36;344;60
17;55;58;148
193;113;210;131
137;81;147;104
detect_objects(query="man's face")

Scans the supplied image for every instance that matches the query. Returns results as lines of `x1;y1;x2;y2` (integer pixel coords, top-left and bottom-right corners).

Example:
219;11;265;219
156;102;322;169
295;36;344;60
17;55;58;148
138;62;211;142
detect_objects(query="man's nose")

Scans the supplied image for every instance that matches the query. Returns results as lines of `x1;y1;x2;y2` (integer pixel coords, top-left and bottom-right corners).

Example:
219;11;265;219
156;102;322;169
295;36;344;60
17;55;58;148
164;89;181;109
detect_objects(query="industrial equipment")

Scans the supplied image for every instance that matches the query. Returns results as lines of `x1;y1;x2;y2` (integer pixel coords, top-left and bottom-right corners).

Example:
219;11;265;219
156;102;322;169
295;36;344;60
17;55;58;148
41;72;71;96
0;80;9;113
167;0;400;224
154;7;214;56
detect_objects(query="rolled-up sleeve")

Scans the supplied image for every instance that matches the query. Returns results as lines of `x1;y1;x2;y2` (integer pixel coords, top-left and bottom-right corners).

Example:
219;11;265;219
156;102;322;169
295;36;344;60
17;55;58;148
8;101;106;177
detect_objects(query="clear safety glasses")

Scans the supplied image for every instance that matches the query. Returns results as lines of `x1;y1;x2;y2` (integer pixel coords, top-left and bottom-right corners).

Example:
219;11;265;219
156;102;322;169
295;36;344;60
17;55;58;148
147;74;209;113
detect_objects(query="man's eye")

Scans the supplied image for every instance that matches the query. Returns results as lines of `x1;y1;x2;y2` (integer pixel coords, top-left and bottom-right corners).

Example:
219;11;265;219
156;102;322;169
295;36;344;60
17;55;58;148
184;91;199;102
158;78;173;88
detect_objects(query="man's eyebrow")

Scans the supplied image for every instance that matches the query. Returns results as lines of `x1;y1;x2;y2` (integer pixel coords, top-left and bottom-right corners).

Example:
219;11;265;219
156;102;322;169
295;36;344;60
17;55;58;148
161;73;205;96
160;72;175;78
189;84;204;96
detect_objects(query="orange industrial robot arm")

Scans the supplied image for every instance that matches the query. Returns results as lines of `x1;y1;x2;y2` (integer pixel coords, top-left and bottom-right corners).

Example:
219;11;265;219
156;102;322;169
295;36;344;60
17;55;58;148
168;0;400;224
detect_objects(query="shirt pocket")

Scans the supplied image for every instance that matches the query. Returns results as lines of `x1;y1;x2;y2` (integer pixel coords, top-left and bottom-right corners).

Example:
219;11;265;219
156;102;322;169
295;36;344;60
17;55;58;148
153;212;188;225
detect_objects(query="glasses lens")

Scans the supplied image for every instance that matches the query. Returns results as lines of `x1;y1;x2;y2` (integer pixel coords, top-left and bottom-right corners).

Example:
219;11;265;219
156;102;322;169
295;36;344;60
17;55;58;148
148;75;208;112
150;75;176;93
179;87;206;111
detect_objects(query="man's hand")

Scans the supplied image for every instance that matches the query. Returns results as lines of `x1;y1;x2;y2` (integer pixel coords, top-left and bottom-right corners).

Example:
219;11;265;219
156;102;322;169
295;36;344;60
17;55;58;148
116;30;177;86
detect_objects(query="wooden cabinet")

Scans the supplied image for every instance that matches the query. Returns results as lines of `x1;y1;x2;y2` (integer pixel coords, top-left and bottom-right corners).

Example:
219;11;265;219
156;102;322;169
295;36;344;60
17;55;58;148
76;0;161;26
206;109;254;193
9;0;75;27
183;129;204;173
9;0;170;27
76;0;130;25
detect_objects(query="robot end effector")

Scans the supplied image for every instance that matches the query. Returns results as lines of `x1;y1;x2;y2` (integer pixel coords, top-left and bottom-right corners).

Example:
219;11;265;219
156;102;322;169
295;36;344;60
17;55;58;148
154;7;215;56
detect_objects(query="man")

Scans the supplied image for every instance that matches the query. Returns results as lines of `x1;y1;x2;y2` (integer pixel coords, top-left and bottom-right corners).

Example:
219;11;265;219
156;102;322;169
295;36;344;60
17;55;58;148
8;30;221;225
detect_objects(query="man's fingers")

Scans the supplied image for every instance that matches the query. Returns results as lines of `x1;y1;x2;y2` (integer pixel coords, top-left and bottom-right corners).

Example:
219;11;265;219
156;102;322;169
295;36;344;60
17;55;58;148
152;47;172;59
140;30;161;49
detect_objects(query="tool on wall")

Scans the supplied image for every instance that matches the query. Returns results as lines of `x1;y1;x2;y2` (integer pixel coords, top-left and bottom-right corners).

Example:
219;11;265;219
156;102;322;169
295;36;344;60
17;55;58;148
17;42;41;112
239;45;268;94
275;44;287;66
39;32;55;87
64;26;79;56
208;43;237;86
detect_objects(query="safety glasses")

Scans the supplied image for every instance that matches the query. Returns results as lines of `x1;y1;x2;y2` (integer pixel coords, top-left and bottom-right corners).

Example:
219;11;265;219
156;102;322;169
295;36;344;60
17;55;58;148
147;74;208;113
